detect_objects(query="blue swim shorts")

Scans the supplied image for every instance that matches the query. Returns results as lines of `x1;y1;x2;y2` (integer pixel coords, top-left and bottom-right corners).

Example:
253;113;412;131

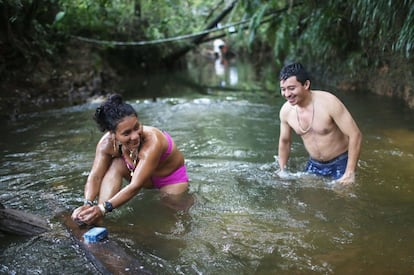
305;151;348;180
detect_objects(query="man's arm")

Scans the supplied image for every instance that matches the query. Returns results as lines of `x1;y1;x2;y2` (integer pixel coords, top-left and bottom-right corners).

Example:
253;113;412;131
278;107;292;172
330;96;362;184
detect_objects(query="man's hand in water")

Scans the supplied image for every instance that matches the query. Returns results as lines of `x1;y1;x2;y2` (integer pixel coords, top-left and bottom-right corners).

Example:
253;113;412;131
276;169;291;179
337;171;355;185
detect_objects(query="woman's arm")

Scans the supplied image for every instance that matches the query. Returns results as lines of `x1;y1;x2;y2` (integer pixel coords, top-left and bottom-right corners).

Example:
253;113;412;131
71;133;113;221
106;130;165;209
84;134;114;201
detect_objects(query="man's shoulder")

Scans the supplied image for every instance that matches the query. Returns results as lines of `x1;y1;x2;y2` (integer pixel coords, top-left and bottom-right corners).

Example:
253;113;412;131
313;90;341;104
279;102;294;123
313;90;347;117
313;90;339;98
279;101;292;114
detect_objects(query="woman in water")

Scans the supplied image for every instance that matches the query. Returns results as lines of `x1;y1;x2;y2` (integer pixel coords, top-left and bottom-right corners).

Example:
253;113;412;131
71;94;189;225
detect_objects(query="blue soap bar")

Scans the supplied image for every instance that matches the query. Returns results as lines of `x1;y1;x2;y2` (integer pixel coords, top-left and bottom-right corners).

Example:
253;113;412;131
83;227;108;243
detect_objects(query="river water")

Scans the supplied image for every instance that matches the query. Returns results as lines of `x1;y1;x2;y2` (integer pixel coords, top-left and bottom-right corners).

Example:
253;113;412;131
1;58;414;274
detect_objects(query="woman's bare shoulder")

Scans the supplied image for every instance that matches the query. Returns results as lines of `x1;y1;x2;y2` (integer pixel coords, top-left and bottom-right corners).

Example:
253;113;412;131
142;126;163;140
141;126;166;150
96;132;116;155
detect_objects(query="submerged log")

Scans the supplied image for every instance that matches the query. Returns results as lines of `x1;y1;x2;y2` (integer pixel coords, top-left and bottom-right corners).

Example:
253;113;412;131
0;204;50;236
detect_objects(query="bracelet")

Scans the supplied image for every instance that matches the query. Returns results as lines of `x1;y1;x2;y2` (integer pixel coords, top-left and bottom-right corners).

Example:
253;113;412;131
83;200;94;206
97;203;106;216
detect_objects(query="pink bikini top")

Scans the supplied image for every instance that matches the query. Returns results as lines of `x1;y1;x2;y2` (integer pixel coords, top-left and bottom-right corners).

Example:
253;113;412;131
159;131;173;162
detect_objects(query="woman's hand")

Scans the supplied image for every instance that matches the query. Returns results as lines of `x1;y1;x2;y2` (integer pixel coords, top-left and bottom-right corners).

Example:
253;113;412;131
71;205;104;225
71;205;89;221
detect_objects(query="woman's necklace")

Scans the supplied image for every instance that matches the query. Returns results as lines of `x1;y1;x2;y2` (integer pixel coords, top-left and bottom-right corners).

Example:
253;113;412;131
295;98;314;134
128;149;138;177
125;139;142;177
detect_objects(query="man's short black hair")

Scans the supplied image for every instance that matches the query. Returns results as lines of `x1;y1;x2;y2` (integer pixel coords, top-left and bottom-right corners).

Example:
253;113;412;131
279;63;311;85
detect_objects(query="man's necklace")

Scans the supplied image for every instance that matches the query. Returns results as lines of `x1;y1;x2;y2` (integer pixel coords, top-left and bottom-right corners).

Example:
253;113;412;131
295;99;314;134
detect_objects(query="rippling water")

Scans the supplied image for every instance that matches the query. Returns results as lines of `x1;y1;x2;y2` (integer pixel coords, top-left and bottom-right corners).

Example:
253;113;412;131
1;60;414;274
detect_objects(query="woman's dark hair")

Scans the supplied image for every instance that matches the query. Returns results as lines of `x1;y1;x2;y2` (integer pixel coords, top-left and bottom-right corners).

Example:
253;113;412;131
93;94;137;132
279;63;311;85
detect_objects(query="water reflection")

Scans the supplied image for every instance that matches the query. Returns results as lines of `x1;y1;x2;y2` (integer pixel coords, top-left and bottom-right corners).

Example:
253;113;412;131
214;58;238;87
1;62;414;274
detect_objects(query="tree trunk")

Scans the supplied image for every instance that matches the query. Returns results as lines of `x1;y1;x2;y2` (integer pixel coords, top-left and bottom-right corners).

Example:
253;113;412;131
162;0;238;67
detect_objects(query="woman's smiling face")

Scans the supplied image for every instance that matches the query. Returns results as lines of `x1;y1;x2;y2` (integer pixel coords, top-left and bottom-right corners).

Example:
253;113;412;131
114;115;143;151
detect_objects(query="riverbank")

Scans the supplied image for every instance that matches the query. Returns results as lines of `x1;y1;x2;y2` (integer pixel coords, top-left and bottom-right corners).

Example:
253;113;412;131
1;41;413;121
336;57;414;109
0;42;120;121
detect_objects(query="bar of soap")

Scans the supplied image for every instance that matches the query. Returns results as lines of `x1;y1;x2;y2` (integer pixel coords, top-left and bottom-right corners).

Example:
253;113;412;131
83;227;108;243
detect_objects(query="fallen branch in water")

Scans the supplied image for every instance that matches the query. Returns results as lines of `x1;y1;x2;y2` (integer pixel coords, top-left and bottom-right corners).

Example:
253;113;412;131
0;203;49;236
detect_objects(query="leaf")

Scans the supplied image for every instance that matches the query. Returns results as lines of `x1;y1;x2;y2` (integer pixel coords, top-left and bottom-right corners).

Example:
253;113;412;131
54;11;65;23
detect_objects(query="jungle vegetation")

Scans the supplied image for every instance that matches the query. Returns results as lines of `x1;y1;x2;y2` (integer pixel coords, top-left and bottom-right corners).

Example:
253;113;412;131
1;0;413;109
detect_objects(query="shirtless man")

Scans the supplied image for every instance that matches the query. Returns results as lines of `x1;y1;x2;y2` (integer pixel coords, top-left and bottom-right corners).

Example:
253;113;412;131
277;63;362;184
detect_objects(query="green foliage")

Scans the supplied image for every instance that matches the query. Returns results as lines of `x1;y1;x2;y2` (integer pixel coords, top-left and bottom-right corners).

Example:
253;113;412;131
4;0;412;79
350;0;414;57
53;0;136;36
139;0;191;40
51;0;232;41
50;0;234;58
1;0;62;66
396;4;414;57
238;0;413;74
247;3;268;46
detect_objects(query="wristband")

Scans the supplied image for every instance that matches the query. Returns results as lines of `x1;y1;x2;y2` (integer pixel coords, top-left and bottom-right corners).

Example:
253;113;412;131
103;201;114;213
97;203;106;216
83;200;94;206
